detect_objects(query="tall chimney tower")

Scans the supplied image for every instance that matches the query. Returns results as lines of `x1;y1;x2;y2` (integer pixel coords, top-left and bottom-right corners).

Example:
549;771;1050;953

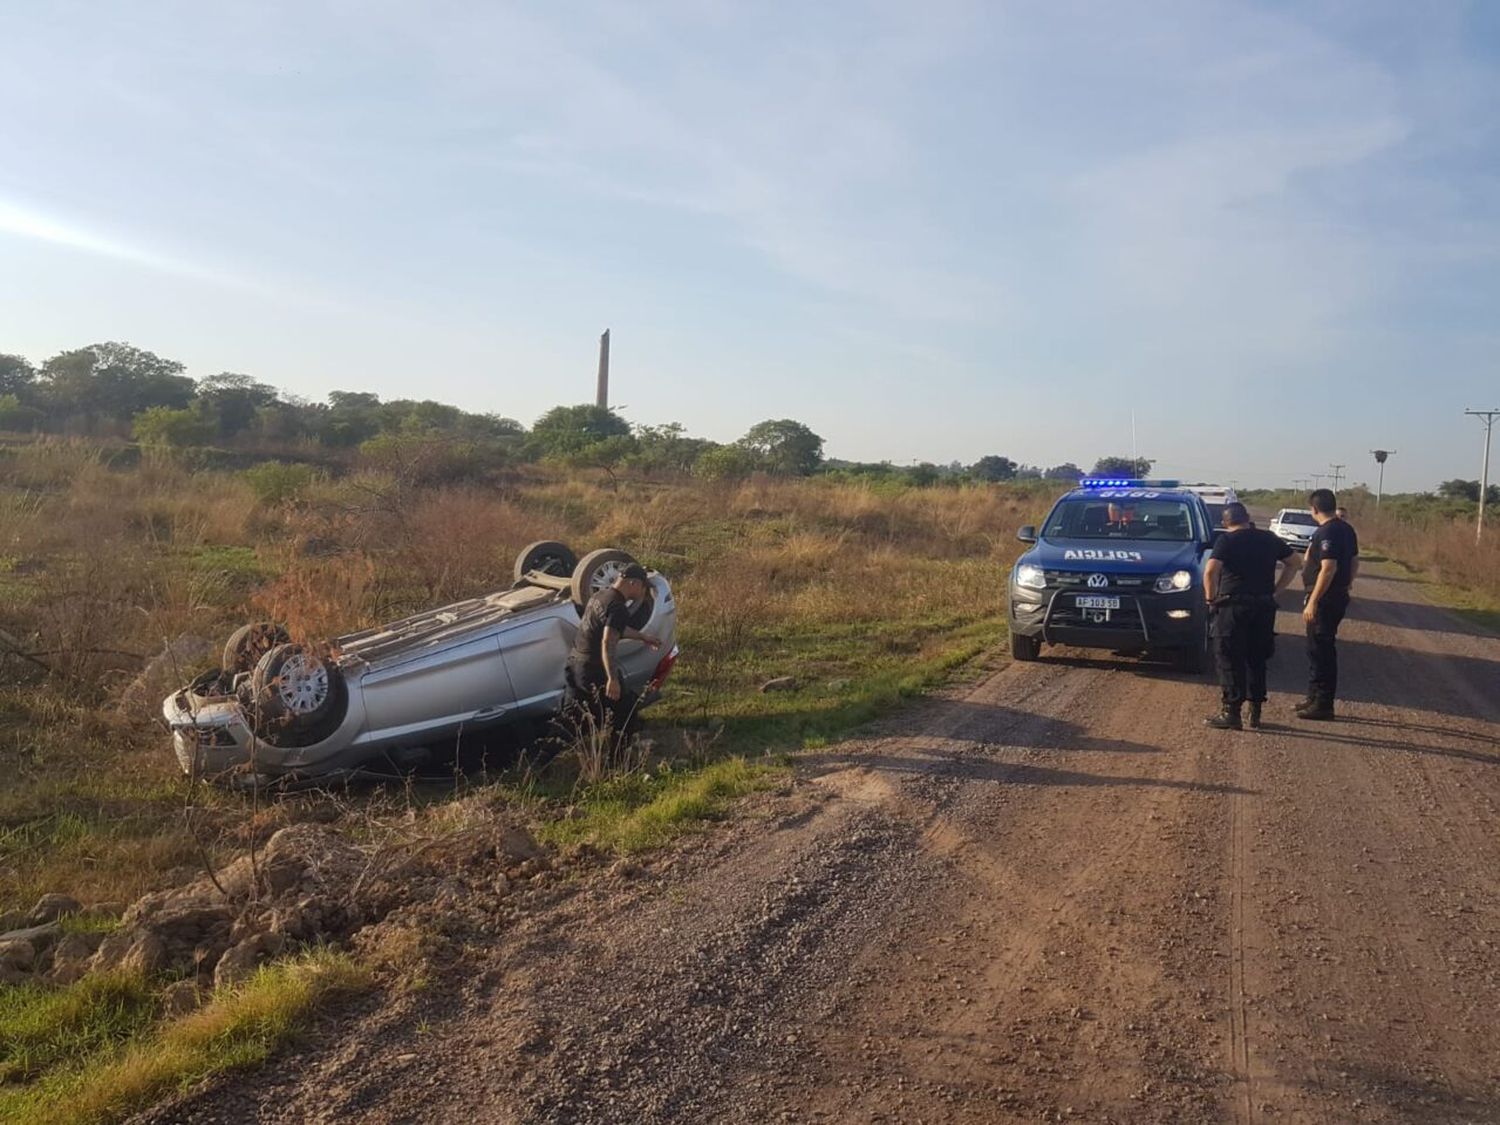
595;329;610;409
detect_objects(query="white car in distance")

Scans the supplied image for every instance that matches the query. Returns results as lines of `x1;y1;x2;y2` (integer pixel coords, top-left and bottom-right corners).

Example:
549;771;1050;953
1269;508;1317;550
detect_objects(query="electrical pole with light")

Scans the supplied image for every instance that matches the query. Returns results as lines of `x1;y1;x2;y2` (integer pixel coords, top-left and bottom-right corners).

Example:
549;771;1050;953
1466;409;1500;543
1328;463;1346;492
1370;450;1394;509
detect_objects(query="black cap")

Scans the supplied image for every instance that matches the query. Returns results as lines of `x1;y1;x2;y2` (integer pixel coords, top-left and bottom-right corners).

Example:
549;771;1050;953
620;563;649;582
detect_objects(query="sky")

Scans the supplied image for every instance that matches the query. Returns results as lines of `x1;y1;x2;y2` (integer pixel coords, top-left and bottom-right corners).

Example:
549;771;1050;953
1;0;1498;490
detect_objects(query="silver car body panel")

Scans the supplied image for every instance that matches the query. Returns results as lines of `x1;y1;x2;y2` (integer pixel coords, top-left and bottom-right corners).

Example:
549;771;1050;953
163;574;677;780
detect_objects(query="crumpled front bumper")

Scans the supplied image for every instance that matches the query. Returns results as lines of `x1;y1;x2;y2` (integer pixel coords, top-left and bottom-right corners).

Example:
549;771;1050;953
162;690;255;776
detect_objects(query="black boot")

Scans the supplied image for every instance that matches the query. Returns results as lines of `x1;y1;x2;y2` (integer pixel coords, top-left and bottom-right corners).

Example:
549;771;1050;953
1296;698;1335;721
1204;702;1243;730
1247;702;1263;730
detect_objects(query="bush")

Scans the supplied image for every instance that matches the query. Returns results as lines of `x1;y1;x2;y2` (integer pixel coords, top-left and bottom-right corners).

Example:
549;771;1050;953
695;444;758;481
131;407;211;448
242;462;319;507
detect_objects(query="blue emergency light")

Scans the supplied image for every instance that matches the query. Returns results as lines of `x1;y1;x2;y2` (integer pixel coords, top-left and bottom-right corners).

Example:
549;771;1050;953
1079;478;1181;489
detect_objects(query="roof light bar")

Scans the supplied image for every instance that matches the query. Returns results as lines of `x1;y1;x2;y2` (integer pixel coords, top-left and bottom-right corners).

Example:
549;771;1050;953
1079;478;1181;489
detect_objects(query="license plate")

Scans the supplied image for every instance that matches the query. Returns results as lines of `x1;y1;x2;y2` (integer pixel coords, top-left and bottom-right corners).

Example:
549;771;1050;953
1075;596;1120;610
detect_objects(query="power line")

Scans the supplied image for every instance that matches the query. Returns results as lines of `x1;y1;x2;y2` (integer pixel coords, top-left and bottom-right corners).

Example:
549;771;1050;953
1465;409;1500;543
1328;463;1347;492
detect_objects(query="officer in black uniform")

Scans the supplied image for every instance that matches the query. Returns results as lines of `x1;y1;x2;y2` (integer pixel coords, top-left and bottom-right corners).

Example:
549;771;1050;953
1297;489;1358;720
1203;502;1300;730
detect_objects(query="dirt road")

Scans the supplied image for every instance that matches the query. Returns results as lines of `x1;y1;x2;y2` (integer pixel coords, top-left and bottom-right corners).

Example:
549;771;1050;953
158;566;1500;1124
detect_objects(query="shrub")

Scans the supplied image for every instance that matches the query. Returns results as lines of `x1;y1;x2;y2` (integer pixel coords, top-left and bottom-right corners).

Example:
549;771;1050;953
242;462;319;507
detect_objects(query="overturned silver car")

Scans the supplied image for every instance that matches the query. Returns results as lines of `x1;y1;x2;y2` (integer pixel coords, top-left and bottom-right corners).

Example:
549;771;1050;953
163;543;679;783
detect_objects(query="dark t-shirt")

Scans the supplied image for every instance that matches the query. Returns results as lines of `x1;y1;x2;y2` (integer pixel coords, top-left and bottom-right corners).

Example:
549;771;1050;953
1211;527;1293;597
568;588;632;680
1301;517;1359;591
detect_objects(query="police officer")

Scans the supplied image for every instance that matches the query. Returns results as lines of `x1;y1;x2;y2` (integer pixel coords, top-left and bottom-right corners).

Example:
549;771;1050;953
1203;502;1299;730
1297;489;1358;720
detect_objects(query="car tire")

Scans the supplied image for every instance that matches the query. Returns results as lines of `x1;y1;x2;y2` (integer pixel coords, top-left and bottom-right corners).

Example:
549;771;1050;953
514;540;579;584
1175;629;1210;675
250;643;348;744
222;623;292;675
570;548;640;609
1010;631;1041;662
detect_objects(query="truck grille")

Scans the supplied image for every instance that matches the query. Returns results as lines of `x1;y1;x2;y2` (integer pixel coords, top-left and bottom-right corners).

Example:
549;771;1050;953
1043;571;1151;590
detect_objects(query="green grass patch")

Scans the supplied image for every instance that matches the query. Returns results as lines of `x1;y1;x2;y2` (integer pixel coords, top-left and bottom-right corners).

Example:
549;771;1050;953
0;973;156;1086
537;756;786;854
0;950;371;1125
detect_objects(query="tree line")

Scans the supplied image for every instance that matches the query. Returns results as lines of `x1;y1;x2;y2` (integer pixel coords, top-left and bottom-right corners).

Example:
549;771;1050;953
0;341;1147;486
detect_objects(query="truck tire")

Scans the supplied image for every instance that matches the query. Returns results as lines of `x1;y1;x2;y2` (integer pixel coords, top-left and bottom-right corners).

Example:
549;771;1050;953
570;548;640;608
1175;628;1210;675
514;540;579;584
250;644;348;744
222;623;292;675
1010;631;1041;662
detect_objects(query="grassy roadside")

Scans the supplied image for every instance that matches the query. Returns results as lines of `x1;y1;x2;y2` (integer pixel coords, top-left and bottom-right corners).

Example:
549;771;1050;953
0;951;369;1125
1361;550;1500;634
1;451;1044;1120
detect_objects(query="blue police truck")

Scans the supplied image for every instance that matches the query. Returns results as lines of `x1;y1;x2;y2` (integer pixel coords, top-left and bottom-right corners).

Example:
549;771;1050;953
1007;479;1219;672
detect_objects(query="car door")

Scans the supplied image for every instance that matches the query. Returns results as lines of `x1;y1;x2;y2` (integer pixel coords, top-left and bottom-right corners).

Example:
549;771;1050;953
357;632;516;746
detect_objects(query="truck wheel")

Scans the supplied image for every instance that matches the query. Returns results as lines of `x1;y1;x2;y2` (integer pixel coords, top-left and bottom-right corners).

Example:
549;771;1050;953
570;548;640;608
1175;630;1210;675
223;623;291;675
251;644;348;743
514;540;579;584
1010;631;1041;662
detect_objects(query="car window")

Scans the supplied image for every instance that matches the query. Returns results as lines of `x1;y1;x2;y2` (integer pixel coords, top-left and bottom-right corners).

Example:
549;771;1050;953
1276;511;1317;526
1043;498;1197;541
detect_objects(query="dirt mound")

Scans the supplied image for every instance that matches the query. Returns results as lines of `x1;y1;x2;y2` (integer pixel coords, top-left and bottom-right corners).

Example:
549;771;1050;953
6;806;552;994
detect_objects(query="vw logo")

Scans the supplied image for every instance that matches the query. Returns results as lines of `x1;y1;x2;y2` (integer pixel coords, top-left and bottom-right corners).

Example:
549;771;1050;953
1086;573;1109;589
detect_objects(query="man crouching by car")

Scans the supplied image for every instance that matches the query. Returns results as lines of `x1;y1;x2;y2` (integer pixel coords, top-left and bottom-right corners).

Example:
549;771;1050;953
562;563;661;750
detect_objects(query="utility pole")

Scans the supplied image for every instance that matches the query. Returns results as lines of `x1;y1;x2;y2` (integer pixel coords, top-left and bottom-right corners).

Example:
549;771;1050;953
1370;450;1394;509
1328;463;1346;493
1466;409;1500;543
595;329;611;410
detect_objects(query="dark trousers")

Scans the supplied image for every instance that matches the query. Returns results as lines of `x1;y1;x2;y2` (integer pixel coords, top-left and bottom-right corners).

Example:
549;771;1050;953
1305;590;1349;703
1211;597;1277;706
560;663;643;744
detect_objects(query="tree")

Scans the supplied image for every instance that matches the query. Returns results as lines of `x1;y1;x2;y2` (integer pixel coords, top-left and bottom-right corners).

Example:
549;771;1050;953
1439;479;1500;504
195;373;280;440
971;455;1018;482
1090;456;1153;478
631;422;711;475
1043;463;1084;481
529;404;633;459
38;343;192;431
738;418;824;476
0;354;36;399
0;394;42;431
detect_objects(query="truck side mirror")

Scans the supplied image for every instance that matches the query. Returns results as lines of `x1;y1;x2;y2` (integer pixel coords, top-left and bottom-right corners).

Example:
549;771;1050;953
1017;525;1037;544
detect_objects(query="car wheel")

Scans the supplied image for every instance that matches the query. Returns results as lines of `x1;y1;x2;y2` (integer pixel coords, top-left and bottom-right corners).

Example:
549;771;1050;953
514;540;579;584
1010;631;1041;662
251;643;348;744
223;622;292;675
570;548;640;608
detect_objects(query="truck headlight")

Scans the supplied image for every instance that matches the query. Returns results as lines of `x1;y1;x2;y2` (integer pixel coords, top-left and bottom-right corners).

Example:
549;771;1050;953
1015;564;1046;590
1154;569;1193;593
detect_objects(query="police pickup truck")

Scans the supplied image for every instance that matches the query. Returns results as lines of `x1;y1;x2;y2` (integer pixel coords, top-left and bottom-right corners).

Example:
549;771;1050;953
1008;479;1219;672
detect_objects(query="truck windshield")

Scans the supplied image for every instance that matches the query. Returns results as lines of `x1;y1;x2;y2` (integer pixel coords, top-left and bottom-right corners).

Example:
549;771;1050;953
1043;498;1197;541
